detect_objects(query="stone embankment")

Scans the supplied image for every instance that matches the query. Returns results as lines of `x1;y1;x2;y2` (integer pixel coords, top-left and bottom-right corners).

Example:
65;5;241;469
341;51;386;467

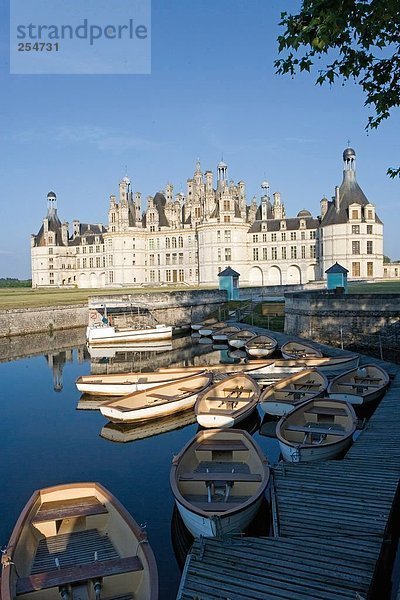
285;291;400;356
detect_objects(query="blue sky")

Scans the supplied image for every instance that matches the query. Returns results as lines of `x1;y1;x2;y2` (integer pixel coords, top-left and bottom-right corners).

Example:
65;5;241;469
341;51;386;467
0;0;399;278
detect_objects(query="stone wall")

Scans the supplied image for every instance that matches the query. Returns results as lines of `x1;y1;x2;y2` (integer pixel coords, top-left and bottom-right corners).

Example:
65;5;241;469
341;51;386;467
285;291;400;355
0;304;88;338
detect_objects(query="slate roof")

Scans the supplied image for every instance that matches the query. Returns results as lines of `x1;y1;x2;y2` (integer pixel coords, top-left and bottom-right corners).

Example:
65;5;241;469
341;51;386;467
248;216;319;233
218;266;240;277
321;170;382;226
325;262;349;274
152;192;170;227
69;223;106;246
35;209;64;247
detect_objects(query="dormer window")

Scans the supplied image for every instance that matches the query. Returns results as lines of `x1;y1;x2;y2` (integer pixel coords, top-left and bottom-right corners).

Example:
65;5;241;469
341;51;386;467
280;221;286;230
300;219;306;229
351;209;359;220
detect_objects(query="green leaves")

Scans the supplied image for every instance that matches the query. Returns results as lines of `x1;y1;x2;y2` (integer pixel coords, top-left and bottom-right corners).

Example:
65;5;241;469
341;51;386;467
275;0;400;176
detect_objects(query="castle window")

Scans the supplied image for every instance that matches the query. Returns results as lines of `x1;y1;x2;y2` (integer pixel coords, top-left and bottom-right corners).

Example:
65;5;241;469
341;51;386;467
217;231;221;242
367;241;373;254
179;253;184;265
310;231;316;239
301;231;305;240
103;257;106;267
49;272;54;278
290;232;296;241
108;240;112;248
150;226;155;232
89;258;94;268
301;246;306;259
166;270;172;282
352;262;360;277
310;245;316;258
195;207;201;219
223;200;231;211
217;249;222;261
367;225;373;235
352;241;360;255
178;236;183;248
263;248;268;261
225;248;231;261
224;216;231;223
148;239;155;250
89;246;93;253
109;271;114;283
149;254;155;266
253;248;259;261
280;221;286;229
224;230;231;242
172;237;177;249
111;213;115;223
352;225;360;234
253;234;258;243
281;247;286;260
49;247;53;255
271;247;277;260
351;210;359;220
96;257;100;268
166;237;171;249
179;269;184;282
262;233;267;242
367;262;373;277
150;270;156;283
77;259;80;268
271;233;277;242
96;246;100;253
108;255;113;266
49;279;54;285
76;248;80;254
166;254;171;265
82;258;87;268
281;232;286;241
291;246;297;259
367;209;373;220
172;253;177;265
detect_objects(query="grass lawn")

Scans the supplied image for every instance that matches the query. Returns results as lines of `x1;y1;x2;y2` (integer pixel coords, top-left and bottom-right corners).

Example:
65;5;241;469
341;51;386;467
0;285;203;309
347;281;400;294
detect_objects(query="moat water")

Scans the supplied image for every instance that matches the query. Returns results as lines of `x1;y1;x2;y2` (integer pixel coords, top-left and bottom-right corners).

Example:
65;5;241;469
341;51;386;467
0;330;281;599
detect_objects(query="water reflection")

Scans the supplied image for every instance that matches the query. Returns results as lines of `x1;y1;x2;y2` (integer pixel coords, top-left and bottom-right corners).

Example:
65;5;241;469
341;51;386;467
101;410;197;443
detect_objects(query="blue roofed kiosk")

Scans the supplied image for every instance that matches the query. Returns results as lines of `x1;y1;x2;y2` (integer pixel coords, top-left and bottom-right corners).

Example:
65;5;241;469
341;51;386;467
325;262;349;292
218;266;240;300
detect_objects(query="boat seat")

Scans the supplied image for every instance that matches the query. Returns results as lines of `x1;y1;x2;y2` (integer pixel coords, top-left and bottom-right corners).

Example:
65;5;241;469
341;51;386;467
179;472;261;482
305;406;348;416
32;497;107;523
16;556;143;595
147;393;172;400
336;382;382;389
205;408;236;415
192;501;246;511
196;440;248;452
284;424;346;436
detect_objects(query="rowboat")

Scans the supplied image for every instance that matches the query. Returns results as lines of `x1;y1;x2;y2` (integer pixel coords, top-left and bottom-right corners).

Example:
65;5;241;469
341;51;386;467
101;410;197;443
264;355;359;373
227;330;256;349
281;341;323;359
276;398;357;462
212;326;240;343
157;361;276;376
0;482;158;600
259;369;328;416
195;374;260;428
245;335;278;358
199;322;226;337
191;318;218;333
100;373;212;423
170;429;270;537
327;364;390;405
76;368;206;396
87;323;173;345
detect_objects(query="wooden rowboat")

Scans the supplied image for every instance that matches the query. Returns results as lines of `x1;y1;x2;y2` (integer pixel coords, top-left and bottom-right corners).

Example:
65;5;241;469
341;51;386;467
327;364;389;405
259;369;328;416
0;482;158;600
227;330;256;349
276;398;357;462
211;326;240;343
256;355;360;374
195;374;260;428
100;373;212;423
101;410;197;443
157;361;275;377
76;368;206;396
281;340;323;359
170;429;270;537
245;335;278;358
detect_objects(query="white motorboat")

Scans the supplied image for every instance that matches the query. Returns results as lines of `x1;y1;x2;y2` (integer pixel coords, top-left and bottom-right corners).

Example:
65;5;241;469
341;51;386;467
87;323;173;345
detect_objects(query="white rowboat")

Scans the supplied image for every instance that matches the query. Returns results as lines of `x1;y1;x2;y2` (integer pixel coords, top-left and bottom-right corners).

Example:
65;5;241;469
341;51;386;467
259;369;328;416
281;340;323;359
328;364;389;405
170;429;270;537
276;398;357;462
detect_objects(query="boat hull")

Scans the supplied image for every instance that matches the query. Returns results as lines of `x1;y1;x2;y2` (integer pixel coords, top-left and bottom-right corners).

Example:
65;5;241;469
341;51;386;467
279;437;352;463
101;392;198;423
87;324;172;345
260;400;296;417
175;496;262;537
246;347;275;358
196;405;256;429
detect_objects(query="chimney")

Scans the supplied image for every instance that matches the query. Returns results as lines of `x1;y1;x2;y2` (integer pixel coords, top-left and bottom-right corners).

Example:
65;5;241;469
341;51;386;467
335;186;340;212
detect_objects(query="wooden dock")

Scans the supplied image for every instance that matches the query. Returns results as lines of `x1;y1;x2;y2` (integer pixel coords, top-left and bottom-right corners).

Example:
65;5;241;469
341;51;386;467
177;345;400;599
